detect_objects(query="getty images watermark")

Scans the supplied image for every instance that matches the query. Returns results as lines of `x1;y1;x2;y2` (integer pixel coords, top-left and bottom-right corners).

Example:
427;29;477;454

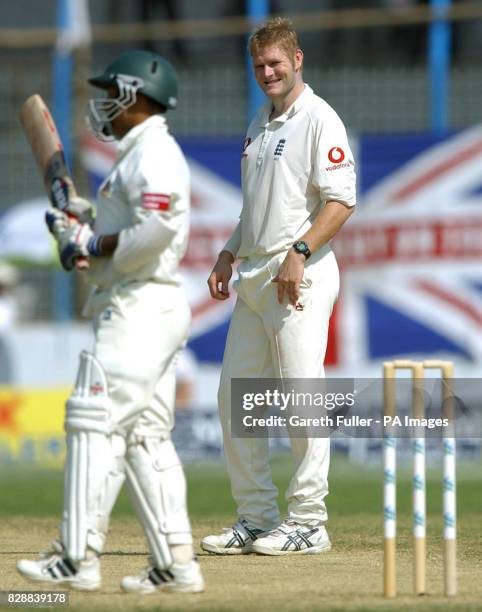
241;387;355;428
230;378;482;439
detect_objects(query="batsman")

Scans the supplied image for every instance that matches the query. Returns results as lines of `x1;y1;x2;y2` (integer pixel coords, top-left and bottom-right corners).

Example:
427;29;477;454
17;51;204;594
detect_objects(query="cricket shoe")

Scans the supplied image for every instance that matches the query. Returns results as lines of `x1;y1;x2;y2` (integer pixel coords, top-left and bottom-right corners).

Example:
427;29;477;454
201;518;267;555
16;539;101;591
121;559;204;594
252;520;331;556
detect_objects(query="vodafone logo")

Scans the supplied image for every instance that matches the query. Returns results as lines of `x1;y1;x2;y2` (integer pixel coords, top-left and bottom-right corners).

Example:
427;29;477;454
328;147;345;164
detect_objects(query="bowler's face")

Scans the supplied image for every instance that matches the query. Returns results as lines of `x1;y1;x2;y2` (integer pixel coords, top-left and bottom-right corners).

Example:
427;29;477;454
252;45;303;100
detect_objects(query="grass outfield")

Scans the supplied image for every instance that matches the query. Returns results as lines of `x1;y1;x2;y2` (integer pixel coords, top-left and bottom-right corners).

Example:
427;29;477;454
0;456;481;611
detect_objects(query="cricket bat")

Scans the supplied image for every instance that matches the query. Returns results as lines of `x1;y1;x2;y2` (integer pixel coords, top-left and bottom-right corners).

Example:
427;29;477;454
19;94;88;270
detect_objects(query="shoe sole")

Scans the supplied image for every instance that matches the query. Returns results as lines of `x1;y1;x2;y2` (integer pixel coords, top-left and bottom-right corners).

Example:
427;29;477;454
64;581;101;592
163;583;205;594
253;542;332;556
121;583;204;594
17;564;100;592
201;542;253;555
17;572;100;592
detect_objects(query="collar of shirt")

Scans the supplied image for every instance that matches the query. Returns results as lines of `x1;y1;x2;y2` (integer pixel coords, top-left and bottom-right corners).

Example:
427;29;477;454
117;114;167;158
259;83;313;127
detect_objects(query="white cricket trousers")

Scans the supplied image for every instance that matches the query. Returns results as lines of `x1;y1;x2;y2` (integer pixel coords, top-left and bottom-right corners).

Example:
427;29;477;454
91;281;191;437
218;247;340;530
69;280;194;559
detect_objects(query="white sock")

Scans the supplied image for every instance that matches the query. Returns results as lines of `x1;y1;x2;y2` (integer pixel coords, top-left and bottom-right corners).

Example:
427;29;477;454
170;544;194;565
85;548;99;562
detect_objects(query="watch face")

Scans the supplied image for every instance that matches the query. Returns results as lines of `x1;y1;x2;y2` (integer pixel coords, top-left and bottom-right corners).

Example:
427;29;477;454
293;241;311;259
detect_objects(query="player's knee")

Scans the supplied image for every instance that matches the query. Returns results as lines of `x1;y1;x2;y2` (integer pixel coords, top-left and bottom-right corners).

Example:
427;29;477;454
66;351;114;434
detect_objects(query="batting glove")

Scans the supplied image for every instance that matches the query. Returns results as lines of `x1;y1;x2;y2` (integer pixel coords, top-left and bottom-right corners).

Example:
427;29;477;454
58;222;94;271
68;196;96;225
45;211;102;271
45;208;70;239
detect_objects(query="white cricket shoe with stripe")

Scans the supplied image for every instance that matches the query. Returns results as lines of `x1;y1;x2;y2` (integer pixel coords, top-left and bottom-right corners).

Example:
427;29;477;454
252;520;331;556
121;560;204;594
201;518;267;555
16;540;100;591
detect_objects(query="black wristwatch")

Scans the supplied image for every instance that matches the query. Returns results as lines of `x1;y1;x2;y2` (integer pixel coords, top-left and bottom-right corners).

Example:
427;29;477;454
292;240;311;260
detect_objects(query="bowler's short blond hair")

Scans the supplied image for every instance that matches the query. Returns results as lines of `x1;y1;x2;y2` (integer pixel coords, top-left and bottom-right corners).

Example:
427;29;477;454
248;17;300;59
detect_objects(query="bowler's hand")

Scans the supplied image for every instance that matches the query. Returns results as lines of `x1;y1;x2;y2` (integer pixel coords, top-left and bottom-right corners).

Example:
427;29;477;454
272;249;305;305
207;251;234;300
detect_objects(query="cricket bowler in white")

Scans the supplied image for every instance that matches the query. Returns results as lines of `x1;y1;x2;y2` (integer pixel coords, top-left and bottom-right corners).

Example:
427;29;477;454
17;51;204;594
202;18;356;556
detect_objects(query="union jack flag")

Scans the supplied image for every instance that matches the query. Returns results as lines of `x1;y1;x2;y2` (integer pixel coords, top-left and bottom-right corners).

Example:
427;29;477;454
330;125;482;366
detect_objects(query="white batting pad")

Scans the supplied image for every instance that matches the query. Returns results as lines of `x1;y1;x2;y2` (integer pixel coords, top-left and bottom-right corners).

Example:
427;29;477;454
125;437;192;569
62;351;125;561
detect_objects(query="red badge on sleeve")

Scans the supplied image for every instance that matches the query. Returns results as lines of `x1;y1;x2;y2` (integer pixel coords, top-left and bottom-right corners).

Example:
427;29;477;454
142;193;171;211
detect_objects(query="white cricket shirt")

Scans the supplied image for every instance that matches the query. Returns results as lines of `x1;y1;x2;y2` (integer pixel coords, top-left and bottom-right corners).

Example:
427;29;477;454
230;84;356;258
87;114;190;290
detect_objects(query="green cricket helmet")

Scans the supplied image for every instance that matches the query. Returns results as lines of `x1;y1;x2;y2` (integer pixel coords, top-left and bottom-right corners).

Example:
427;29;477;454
87;50;178;139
